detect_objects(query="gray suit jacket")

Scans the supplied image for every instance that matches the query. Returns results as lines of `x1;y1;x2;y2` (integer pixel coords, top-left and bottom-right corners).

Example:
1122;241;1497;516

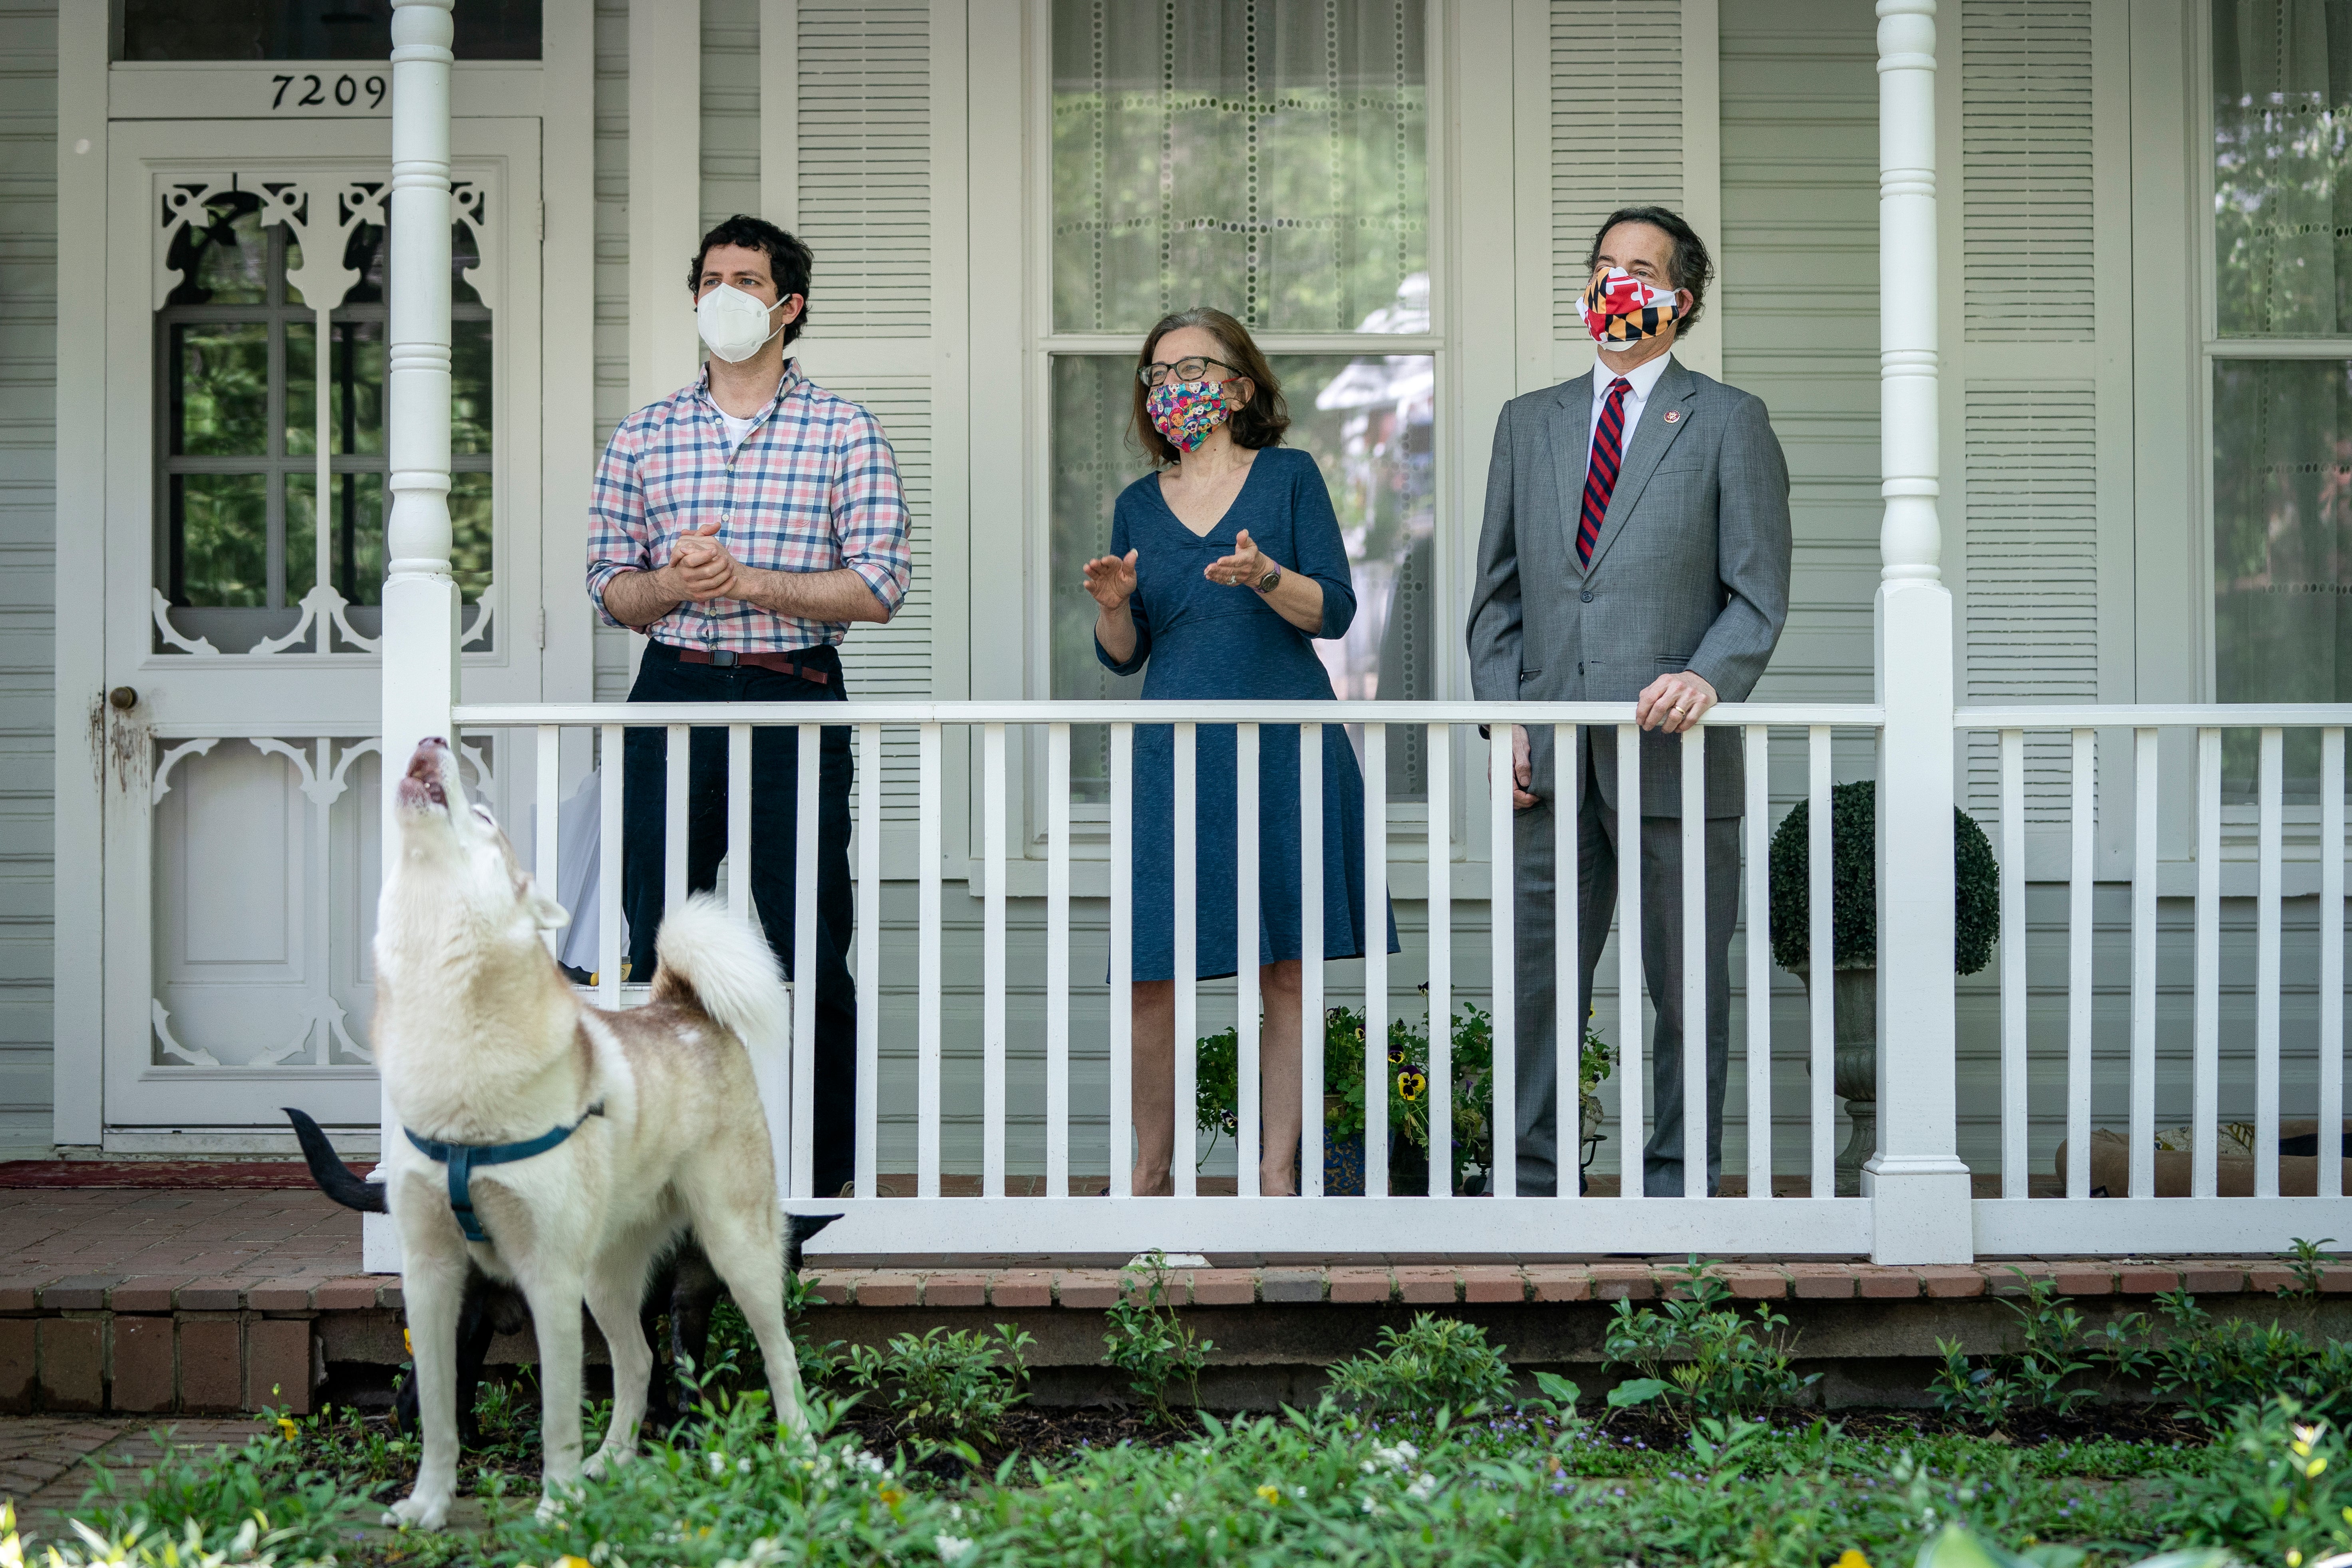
1466;358;1792;818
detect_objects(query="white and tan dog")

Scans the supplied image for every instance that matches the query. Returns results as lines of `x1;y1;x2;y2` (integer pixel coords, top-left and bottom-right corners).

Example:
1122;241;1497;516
375;737;805;1530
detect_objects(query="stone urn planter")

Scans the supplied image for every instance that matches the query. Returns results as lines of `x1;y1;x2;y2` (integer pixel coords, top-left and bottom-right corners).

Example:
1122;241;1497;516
1793;965;1879;1196
1769;782;2001;1197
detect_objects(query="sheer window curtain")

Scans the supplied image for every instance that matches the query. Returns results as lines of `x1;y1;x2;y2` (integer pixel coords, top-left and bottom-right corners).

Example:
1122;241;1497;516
1046;0;1434;800
2211;1;2352;793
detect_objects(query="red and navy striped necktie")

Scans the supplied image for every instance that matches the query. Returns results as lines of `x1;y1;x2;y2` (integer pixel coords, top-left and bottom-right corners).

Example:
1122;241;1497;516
1578;376;1633;567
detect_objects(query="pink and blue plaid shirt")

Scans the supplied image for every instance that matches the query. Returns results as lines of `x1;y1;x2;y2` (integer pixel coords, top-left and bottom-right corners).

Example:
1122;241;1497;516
586;363;912;651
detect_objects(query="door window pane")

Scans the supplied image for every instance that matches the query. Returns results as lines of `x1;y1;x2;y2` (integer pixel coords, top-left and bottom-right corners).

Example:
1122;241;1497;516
119;0;542;60
1050;340;1436;798
2213;358;2352;793
172;473;272;608
2213;0;2352;336
1051;0;1428;334
171;324;272;456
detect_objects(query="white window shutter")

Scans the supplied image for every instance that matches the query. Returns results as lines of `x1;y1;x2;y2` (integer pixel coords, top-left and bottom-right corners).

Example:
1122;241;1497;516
1550;2;1684;348
790;0;938;823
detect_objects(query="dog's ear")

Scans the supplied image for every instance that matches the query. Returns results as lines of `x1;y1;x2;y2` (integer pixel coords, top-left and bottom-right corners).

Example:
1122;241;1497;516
518;873;570;932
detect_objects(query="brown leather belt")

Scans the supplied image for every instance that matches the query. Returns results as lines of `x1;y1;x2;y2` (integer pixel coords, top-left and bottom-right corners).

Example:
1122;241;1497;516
668;646;830;684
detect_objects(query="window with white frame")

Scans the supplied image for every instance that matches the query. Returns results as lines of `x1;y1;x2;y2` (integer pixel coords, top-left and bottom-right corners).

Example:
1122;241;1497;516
2209;0;2352;796
1045;0;1435;799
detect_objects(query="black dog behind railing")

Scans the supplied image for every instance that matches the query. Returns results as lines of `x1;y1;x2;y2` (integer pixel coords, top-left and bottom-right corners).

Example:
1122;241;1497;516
284;1107;837;1447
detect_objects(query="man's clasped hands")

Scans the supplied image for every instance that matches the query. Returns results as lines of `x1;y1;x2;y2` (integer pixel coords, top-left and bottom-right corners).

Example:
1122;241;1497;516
667;521;747;602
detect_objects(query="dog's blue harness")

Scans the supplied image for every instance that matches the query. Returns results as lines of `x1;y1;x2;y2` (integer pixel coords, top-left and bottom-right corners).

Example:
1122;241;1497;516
404;1104;603;1244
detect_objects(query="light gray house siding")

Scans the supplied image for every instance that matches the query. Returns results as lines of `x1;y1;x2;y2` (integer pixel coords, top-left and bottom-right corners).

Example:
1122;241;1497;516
0;0;56;1159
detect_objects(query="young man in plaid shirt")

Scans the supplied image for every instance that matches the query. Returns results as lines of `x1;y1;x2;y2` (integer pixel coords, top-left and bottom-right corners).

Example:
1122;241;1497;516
587;215;911;1200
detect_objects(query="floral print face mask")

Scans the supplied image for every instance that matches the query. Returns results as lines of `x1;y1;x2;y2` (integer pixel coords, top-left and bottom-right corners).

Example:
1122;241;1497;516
1578;265;1682;351
1146;378;1234;453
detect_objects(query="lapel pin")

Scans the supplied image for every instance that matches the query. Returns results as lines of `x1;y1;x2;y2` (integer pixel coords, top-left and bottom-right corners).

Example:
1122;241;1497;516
1662;409;1681;424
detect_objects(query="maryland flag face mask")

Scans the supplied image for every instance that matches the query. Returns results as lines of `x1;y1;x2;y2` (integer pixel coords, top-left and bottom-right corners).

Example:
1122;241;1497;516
1578;265;1682;350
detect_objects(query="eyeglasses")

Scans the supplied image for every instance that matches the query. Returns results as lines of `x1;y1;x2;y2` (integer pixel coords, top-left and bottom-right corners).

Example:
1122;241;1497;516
1137;356;1240;388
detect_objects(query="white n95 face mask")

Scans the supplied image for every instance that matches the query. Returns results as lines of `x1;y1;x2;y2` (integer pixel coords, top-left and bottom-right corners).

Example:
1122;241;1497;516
696;283;784;363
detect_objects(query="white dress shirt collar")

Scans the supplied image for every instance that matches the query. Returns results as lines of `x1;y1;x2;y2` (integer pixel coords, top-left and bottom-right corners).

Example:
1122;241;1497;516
1587;349;1674;451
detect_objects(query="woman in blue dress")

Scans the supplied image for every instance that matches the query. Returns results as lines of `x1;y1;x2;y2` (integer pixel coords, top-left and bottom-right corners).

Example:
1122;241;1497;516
1082;307;1394;1198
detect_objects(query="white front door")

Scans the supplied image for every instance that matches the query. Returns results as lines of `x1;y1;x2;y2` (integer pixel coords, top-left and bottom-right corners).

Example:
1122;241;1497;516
99;117;542;1139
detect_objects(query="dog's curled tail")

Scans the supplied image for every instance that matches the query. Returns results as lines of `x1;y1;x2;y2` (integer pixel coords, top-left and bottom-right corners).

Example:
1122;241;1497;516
650;893;790;1059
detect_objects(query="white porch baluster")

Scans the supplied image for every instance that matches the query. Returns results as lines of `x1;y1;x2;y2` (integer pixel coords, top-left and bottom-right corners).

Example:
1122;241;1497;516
1618;723;1644;1198
1303;725;1326;1197
1870;0;1970;1262
1109;724;1134;1198
1998;728;2025;1197
1743;726;1770;1198
1174;723;1198;1198
1808;726;1833;1198
1680;725;1706;1196
1426;722;1451;1196
727;725;753;924
854;723;880;1198
599;728;623;1008
792;724;820;1200
664;725;690;914
1485;722;1512;1197
982;723;1007;1197
917;721;942;1198
1047;724;1073;1197
536;726;560;955
2130;729;2158;1198
1364;723;1389;1197
1238;724;1261;1196
2257;726;2283;1197
2325;729;2347;1198
2194;728;2222;1198
2065;729;2093;1200
1560;724;1583;1196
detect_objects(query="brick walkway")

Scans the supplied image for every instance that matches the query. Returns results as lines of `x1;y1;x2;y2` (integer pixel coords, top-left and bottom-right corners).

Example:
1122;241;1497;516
0;1415;266;1542
5;1190;361;1291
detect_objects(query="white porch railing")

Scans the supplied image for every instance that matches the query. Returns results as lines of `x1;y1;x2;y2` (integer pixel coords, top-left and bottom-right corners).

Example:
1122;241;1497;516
1958;706;2351;1256
453;698;1902;1260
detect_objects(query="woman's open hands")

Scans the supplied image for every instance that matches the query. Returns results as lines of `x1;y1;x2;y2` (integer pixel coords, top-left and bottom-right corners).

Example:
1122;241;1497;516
1082;549;1140;612
1205;529;1269;588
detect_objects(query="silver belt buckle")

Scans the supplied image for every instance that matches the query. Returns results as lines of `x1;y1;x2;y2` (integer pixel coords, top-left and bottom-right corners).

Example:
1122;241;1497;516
709;649;739;668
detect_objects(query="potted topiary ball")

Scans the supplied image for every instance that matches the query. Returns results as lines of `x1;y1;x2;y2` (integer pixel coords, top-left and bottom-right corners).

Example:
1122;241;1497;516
1768;781;1998;1194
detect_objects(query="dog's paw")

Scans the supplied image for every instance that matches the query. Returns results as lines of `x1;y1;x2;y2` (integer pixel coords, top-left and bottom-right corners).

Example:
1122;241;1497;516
534;1491;571;1526
385;1491;452;1532
582;1444;634;1481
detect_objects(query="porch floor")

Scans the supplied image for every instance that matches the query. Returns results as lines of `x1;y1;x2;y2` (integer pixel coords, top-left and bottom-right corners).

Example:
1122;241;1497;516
5;1179;2347;1419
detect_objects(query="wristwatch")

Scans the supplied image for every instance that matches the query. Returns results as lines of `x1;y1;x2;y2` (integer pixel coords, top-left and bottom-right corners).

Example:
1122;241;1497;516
1255;562;1283;594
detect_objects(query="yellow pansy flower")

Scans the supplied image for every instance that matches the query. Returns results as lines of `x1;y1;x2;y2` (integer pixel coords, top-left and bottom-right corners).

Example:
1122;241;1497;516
1255;1484;1282;1506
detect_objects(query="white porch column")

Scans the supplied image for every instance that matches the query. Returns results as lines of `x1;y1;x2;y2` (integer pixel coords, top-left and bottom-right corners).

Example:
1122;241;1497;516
367;0;461;1273
1866;0;1973;1264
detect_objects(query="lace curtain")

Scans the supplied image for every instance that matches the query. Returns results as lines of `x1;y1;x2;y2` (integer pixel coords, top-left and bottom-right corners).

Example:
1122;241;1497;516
1051;0;1428;333
2213;0;2352;335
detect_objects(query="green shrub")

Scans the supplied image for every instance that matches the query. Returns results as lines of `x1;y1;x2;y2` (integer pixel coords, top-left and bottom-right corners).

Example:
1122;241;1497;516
2140;1289;2352;1429
2157;1397;2352;1565
4;1501;323;1568
72;1417;374;1562
1600;1256;1820;1421
1768;780;1999;975
1931;1272;2143;1426
844;1324;1034;1449
1323;1313;1515;1415
1101;1250;1214;1425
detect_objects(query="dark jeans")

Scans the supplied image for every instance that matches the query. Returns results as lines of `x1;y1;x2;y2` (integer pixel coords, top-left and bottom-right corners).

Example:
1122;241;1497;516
622;640;856;1197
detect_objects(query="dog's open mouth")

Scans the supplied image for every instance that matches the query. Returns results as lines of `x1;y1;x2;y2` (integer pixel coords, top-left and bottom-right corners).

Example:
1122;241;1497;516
397;738;453;811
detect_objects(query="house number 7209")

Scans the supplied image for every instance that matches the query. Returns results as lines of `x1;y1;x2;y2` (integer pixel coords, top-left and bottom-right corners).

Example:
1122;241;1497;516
269;73;388;111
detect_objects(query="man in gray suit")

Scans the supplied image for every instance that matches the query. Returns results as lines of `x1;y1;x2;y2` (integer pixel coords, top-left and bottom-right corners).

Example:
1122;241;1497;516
1467;206;1791;1198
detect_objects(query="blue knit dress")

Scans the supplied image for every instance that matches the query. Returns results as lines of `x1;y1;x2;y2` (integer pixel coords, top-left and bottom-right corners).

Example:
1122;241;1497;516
1097;446;1398;981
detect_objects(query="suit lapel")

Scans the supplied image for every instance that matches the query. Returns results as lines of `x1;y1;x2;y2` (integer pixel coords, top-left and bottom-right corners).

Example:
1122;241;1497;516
1549;374;1594;579
1582;358;1696;578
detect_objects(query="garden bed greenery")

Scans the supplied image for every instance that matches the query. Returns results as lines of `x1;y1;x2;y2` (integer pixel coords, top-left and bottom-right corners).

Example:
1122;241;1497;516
12;1250;2350;1568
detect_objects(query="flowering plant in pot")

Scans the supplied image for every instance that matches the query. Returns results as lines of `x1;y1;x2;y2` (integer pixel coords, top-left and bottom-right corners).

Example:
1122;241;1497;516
1766;779;1999;1192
